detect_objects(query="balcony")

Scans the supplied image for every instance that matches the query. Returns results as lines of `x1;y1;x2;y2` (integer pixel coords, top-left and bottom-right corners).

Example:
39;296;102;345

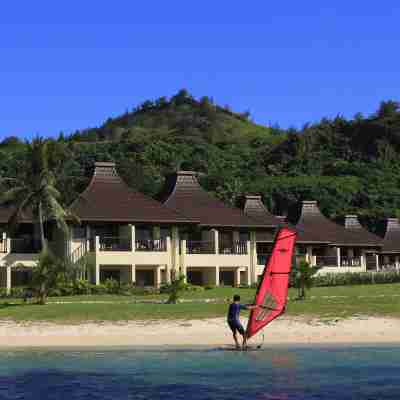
315;256;338;267
135;239;167;252
10;238;42;254
186;241;215;254
219;241;248;255
340;257;361;267
99;236;132;252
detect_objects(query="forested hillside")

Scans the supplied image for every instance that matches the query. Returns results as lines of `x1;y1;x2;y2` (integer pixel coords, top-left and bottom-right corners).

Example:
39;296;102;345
1;90;399;233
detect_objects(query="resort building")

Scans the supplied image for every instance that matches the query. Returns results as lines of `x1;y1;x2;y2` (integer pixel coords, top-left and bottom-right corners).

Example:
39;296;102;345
157;171;272;286
294;201;381;273
0;163;395;293
379;218;400;271
68;162;197;287
241;194;282;268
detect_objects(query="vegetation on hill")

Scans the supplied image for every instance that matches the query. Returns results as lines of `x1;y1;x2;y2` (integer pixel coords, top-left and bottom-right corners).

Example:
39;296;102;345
0;90;399;232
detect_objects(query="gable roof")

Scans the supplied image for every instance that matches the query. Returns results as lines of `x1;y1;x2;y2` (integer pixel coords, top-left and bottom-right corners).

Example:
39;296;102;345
157;171;269;228
69;162;197;224
381;218;400;253
296;201;381;246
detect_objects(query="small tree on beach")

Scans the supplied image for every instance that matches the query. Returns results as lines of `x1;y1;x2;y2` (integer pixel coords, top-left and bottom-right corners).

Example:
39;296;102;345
165;274;187;304
292;260;321;300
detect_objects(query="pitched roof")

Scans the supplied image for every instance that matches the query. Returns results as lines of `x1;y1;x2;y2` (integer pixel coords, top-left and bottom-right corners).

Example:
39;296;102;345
69;162;197;224
158;171;269;228
343;215;382;246
0;207;33;224
242;195;282;227
295;201;381;246
381;218;400;253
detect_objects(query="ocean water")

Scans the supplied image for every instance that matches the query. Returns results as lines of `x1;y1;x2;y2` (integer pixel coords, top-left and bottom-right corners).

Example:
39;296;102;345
0;346;399;399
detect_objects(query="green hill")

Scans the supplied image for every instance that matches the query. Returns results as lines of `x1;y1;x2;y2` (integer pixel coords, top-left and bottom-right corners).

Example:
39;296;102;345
0;91;399;232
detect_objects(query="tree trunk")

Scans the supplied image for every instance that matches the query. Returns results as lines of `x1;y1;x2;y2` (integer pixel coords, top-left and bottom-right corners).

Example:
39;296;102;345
38;201;47;252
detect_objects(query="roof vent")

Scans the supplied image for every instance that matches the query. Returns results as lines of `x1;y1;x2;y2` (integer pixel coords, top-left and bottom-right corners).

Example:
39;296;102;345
301;201;319;215
386;218;400;232
345;215;362;230
94;162;118;179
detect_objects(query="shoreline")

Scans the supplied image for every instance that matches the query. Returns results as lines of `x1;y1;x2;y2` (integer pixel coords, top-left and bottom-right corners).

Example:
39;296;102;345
2;316;400;348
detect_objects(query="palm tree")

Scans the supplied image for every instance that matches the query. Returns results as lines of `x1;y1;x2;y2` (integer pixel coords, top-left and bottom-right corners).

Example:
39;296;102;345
292;260;321;300
0;137;69;251
0;138;73;304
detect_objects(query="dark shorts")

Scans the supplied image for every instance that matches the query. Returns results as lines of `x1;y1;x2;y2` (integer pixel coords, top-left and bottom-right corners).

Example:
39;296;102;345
228;320;245;335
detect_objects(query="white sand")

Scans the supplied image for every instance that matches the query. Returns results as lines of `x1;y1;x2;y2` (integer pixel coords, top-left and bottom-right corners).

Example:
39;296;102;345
0;316;399;348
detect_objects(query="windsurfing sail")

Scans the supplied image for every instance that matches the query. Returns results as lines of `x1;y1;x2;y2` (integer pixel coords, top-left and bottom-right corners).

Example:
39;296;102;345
246;227;297;339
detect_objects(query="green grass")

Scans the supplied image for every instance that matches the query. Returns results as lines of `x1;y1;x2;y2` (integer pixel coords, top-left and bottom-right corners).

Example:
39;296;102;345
0;284;399;322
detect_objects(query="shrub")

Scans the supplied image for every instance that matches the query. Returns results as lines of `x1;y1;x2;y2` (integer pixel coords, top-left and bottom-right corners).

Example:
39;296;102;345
104;279;120;294
0;288;8;298
204;285;215;290
313;271;400;287
9;287;25;298
91;284;108;295
185;284;204;292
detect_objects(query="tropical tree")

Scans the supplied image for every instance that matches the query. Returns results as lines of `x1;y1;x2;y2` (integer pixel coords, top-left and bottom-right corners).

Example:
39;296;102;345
292;260;321;300
0;138;73;304
0;137;69;251
164;274;187;304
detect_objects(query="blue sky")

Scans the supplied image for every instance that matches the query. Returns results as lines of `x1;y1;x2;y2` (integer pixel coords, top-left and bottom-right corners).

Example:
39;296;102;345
0;2;399;139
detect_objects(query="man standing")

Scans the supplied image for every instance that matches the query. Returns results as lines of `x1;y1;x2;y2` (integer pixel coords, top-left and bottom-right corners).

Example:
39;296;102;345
227;294;258;350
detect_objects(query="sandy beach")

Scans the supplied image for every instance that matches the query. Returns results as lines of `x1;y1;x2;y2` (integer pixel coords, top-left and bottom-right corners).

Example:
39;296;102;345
0;316;399;348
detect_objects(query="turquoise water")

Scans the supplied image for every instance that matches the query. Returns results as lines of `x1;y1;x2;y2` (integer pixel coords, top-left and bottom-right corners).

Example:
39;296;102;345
0;346;399;399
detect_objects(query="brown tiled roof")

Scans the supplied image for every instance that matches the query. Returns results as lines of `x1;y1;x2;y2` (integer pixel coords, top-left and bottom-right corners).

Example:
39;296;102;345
381;218;400;253
158;171;270;228
296;201;381;246
69;163;197;224
242;195;282;227
0;207;33;224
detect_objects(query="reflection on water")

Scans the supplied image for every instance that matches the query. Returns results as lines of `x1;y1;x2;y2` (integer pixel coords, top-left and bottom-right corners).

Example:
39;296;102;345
0;346;399;399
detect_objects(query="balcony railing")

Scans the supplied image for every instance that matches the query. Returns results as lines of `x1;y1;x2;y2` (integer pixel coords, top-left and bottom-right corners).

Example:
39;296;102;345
340;257;362;267
135;239;166;252
99;236;131;252
219;241;248;255
257;253;271;266
10;238;42;254
186;241;215;254
315;256;338;267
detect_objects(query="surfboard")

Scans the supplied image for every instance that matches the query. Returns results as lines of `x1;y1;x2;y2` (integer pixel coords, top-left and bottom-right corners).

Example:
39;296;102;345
246;227;297;340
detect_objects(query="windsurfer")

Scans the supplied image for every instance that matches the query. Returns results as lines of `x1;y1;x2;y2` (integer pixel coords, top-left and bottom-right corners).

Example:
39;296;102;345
227;295;258;350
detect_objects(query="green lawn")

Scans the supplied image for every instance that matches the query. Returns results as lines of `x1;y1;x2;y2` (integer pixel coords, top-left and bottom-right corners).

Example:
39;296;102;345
0;284;399;322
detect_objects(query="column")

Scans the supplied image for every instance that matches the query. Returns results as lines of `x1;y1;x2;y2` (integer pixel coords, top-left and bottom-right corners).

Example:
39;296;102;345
95;236;100;285
336;247;341;267
360;250;367;271
166;237;172;284
234;268;241;287
131;225;136;253
375;254;380;271
212;229;219;254
249;231;257;284
181;239;187;282
6;266;11;295
154;267;162;288
395;256;400;271
171;227;179;278
306;246;313;264
131;264;136;284
215;266;220;287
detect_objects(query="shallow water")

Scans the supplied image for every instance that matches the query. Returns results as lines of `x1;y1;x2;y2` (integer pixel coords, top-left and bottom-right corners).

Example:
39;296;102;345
0;346;399;399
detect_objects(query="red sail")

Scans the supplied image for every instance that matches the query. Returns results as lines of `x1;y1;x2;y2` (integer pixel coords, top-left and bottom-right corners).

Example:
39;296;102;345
246;227;297;339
